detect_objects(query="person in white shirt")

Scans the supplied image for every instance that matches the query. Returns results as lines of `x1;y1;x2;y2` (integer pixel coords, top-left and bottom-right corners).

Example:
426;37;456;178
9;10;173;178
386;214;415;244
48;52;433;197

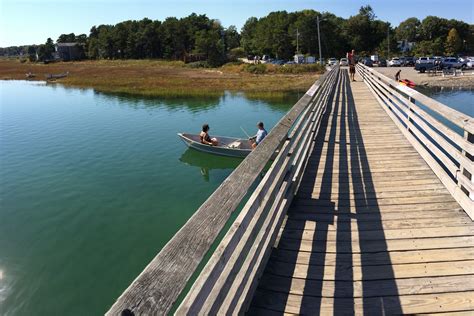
249;121;268;149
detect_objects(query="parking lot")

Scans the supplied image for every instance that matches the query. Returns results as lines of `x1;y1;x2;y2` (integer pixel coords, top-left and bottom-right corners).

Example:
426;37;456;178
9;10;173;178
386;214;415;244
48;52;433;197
369;66;474;88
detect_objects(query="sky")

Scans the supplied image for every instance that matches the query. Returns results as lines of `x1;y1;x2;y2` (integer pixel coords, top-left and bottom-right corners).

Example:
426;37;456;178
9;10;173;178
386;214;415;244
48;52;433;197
1;0;473;47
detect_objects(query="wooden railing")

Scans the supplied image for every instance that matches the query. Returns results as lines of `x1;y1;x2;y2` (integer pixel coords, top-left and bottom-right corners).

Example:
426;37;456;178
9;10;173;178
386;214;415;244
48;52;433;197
357;63;474;219
106;65;340;315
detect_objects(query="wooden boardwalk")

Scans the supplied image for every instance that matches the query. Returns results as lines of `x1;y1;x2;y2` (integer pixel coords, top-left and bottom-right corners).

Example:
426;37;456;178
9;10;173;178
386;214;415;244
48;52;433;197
107;65;473;316
248;69;474;314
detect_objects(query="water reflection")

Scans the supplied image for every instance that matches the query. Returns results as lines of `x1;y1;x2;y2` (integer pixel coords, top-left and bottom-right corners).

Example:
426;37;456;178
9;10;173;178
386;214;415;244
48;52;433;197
179;148;242;182
415;86;474;117
92;90;298;113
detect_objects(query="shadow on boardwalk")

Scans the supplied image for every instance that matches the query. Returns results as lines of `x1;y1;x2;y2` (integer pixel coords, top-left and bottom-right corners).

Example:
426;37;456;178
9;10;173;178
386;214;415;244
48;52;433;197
249;70;403;314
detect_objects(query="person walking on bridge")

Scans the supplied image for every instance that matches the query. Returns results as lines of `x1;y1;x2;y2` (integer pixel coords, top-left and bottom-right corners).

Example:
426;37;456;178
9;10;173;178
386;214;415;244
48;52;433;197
348;49;356;82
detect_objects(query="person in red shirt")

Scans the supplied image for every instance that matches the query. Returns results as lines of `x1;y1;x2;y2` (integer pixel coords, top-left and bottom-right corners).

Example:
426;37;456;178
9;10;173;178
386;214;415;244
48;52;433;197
347;49;356;81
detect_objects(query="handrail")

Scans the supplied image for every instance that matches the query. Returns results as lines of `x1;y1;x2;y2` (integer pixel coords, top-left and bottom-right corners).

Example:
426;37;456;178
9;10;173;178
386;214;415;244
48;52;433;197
357;63;473;219
176;65;340;315
106;65;340;315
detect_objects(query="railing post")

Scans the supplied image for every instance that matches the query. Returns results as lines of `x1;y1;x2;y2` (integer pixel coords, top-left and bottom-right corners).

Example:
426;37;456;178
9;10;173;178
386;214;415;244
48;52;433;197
406;96;416;131
458;130;474;199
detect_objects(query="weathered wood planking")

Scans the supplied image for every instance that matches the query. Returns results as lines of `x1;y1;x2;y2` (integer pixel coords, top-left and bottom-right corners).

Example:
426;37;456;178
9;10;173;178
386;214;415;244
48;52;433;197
249;68;474;315
358;63;473;218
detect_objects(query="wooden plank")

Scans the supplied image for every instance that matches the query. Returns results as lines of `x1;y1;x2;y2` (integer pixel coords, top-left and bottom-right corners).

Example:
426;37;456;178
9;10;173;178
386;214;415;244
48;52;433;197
284;217;472;231
292;194;455;207
251;289;474;314
257;274;474;298
270;247;474;266
276;236;474;254
290;201;462;214
300;188;450;201
262;259;474;281
280;225;474;242
300;182;445;195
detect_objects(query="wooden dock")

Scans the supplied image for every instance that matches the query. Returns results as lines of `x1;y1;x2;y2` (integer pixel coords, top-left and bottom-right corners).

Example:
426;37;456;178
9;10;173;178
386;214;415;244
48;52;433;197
248;70;474;314
107;65;474;315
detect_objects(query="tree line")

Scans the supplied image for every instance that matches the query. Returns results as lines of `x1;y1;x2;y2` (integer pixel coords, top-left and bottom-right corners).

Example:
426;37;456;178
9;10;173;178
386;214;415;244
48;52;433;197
2;6;472;66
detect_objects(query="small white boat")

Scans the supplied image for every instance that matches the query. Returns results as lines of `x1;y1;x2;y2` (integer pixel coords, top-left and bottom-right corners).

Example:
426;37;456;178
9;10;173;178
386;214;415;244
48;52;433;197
178;133;253;158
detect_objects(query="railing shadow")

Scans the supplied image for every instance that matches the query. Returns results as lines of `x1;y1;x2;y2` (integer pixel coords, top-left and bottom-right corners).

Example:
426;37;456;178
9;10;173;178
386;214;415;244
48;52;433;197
345;70;403;314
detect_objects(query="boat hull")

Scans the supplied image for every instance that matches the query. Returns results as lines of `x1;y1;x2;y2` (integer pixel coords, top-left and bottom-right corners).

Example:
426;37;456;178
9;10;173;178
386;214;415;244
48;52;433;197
178;133;252;158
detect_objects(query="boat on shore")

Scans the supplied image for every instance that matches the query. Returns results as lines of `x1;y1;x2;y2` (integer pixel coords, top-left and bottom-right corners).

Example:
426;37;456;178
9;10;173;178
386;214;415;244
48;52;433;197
178;133;252;158
45;71;69;80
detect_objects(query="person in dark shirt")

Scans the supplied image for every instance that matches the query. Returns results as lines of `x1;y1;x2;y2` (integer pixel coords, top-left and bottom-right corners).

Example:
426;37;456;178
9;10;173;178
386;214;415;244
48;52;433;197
199;124;218;146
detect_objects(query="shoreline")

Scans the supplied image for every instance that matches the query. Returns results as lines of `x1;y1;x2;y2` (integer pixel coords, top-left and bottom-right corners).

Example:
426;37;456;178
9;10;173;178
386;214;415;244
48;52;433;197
373;67;474;89
0;59;320;100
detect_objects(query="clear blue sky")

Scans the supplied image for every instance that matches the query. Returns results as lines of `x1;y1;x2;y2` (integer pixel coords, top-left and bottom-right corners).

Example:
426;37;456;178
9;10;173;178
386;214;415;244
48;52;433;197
1;0;473;47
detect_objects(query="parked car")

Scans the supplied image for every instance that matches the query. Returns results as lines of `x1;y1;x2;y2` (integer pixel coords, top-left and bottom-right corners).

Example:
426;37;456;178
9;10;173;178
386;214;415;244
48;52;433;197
339;57;349;66
415;58;436;73
378;58;387;67
402;57;415;66
417;57;434;64
271;59;284;65
388;57;402;67
328;58;338;66
466;57;474;68
361;57;373;67
316;58;325;65
442;57;463;69
459;56;474;64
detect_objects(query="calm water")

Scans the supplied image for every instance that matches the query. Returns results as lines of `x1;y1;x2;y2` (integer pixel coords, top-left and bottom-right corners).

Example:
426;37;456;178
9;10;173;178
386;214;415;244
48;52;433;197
0;81;297;315
415;86;474;117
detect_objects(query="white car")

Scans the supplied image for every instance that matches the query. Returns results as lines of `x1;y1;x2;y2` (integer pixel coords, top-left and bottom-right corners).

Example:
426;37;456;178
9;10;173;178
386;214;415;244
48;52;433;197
328;58;337;66
388;57;401;67
417;57;435;64
340;58;349;66
461;57;474;68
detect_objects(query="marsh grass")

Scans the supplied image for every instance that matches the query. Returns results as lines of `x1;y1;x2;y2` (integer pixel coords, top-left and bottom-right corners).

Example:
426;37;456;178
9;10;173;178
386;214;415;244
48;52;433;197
0;59;321;100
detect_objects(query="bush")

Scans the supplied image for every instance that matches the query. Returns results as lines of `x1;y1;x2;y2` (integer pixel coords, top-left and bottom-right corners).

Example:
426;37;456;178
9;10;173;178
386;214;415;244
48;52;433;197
276;64;325;74
186;61;211;68
224;61;243;66
244;64;267;74
227;47;246;61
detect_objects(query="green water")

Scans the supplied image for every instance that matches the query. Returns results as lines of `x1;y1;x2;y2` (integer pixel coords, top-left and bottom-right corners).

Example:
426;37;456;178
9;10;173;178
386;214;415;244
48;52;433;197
0;81;297;315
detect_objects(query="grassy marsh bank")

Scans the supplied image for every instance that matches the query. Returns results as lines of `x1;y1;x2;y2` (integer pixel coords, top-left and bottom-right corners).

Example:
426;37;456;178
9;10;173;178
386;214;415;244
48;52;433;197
0;59;323;100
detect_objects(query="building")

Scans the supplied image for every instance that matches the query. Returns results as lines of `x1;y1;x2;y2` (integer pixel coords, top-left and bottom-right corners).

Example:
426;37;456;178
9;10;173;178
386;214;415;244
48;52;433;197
397;40;415;53
294;54;305;64
55;43;84;61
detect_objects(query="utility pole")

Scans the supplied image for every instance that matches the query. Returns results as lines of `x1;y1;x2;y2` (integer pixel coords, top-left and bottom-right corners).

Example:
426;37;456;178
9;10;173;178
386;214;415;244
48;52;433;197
296;27;300;53
317;16;322;63
387;26;390;58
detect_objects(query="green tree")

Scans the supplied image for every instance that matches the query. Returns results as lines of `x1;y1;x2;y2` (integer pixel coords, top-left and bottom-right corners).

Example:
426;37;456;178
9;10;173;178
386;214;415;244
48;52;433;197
395;17;420;42
195;22;225;66
241;17;259;55
224;25;240;50
57;33;76;43
27;46;37;61
37;38;55;61
445;28;462;55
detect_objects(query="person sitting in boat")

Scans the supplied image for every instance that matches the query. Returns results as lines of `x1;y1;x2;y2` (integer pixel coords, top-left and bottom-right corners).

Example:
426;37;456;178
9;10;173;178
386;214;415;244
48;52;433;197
249;121;268;149
200;124;218;146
